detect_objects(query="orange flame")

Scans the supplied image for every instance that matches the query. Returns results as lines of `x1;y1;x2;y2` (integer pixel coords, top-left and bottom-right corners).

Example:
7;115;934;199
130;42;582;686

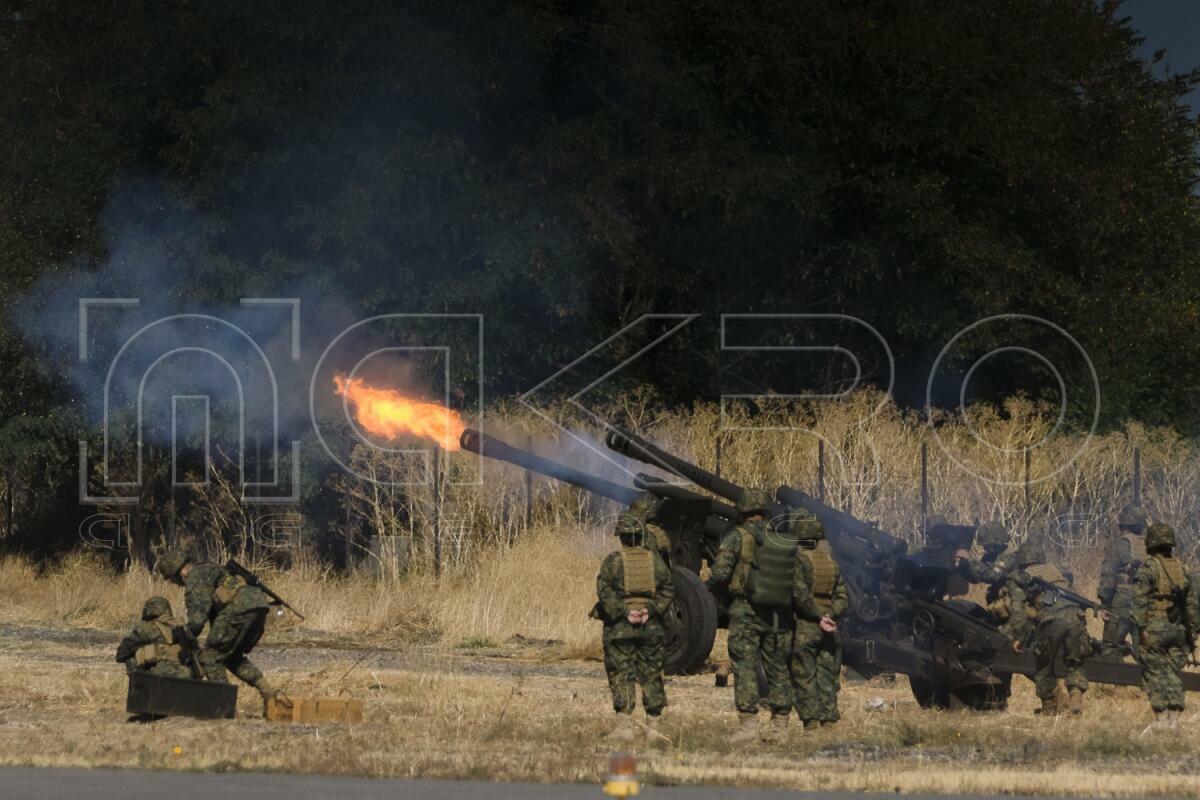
334;375;465;451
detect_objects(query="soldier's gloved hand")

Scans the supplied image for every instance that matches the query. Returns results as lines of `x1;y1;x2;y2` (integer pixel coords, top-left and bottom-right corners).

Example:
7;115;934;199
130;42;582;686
172;625;197;648
1100;609;1112;622
818;616;837;634
953;548;970;564
1140;630;1150;648
1012;640;1024;654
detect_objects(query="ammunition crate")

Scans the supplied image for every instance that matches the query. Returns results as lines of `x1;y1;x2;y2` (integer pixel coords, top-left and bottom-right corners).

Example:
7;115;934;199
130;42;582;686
126;672;238;720
266;695;363;724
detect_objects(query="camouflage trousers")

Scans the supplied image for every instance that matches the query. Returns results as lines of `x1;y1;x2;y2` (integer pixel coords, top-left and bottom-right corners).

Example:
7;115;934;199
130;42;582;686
1101;588;1136;661
197;604;269;687
1140;623;1188;712
1033;609;1090;700
603;624;667;715
791;620;841;723
727;599;792;715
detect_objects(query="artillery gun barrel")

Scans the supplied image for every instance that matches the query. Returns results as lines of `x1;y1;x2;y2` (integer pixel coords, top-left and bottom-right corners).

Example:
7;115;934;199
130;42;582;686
460;428;640;505
605;428;745;501
634;473;739;520
775;485;904;552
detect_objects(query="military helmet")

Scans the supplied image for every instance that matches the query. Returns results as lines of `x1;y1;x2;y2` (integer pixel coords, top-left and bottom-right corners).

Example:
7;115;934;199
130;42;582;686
1016;537;1045;567
628;491;663;521
736;489;772;517
155;549;190;581
1146;522;1176;551
1118;504;1149;531
976;521;1009;549
789;510;824;541
614;512;645;542
141;595;172;621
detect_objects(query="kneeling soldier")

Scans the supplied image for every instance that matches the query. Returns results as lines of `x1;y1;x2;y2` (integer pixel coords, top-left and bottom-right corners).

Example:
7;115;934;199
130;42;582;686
156;549;280;714
115;596;192;679
594;514;675;743
791;511;848;730
1134;522;1192;729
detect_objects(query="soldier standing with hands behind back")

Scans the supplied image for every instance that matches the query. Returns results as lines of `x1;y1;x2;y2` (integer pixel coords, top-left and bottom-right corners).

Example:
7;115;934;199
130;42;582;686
1133;522;1192;730
790;510;848;730
593;514;674;744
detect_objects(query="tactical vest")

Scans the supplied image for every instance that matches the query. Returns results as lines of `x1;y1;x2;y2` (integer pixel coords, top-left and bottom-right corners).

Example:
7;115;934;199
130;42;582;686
214;571;247;606
728;525;758;595
807;542;839;600
1150;555;1187;622
746;526;801;610
621;547;656;610
134;621;182;667
1120;532;1147;583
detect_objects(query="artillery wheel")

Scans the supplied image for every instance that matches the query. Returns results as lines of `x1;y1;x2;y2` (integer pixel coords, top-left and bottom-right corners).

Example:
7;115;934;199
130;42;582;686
664;567;718;675
909;675;1011;711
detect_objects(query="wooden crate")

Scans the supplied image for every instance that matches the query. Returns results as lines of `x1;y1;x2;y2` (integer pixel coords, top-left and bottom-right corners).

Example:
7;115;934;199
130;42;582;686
266;695;363;724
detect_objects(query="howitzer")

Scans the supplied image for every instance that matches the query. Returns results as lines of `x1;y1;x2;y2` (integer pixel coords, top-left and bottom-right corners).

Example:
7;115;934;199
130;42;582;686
460;428;733;673
225;559;305;621
606;426;1200;707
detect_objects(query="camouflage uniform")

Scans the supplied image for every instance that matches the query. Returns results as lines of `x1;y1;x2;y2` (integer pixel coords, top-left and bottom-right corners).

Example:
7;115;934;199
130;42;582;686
1008;539;1090;715
1098;505;1148;660
706;490;793;741
790;513;848;727
959;522;1017;634
1132;523;1192;724
595;531;675;717
157;551;273;694
115;596;192;679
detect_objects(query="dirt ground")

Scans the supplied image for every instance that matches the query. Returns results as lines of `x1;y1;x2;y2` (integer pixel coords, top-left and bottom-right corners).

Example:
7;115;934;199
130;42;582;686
1;623;1199;797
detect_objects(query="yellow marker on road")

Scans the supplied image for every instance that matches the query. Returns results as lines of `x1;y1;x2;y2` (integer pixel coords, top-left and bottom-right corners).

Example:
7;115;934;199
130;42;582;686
602;753;639;797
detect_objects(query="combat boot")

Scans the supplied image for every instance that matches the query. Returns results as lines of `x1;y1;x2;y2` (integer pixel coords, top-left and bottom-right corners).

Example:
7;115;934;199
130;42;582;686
1168;709;1183;731
1035;695;1062;717
714;661;732;688
1068;688;1084;716
254;678;287;718
643;714;670;746
761;712;788;743
606;713;636;744
728;712;759;744
803;719;822;731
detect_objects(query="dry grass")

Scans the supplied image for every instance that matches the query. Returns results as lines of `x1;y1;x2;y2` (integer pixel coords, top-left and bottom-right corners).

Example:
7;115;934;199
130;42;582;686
0;629;1197;797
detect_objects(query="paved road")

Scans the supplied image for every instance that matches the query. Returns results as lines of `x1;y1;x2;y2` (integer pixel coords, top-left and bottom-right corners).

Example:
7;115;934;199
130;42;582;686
0;767;1140;800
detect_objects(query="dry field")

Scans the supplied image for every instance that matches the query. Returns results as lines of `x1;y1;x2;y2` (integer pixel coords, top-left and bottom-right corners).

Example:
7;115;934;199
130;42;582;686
1;549;1200;797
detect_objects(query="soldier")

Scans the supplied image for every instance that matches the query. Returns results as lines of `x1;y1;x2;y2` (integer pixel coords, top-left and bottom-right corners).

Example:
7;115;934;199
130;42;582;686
1133;522;1192;729
1007;538;1091;716
593;514;674;743
956;521;1018;633
790;510;848;730
705;489;794;744
156;550;281;714
1098;505;1149;660
115;596;192;679
627;491;672;562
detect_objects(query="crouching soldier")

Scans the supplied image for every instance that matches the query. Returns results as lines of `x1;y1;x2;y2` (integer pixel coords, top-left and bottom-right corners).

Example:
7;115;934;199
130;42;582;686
156;550;281;714
593;514;674;744
1134;522;1192;730
790;511;848;730
115;596;192;679
1008;538;1090;716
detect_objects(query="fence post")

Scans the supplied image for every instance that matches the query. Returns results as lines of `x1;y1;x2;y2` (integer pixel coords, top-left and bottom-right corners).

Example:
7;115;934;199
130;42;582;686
1133;446;1142;507
432;444;442;578
920;442;929;542
1024;448;1032;513
715;432;723;478
524;434;534;532
817;439;826;502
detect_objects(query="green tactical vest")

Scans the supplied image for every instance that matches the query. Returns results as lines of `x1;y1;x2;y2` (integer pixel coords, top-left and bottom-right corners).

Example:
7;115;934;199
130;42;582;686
745;523;801;610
